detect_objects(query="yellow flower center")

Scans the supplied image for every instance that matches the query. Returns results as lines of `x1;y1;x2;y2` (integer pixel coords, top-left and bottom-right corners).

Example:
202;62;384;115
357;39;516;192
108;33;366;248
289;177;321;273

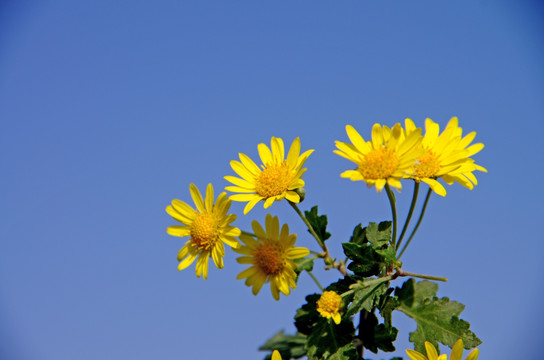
414;150;441;179
358;148;399;180
190;213;219;250
255;162;291;198
316;291;343;316
254;243;284;275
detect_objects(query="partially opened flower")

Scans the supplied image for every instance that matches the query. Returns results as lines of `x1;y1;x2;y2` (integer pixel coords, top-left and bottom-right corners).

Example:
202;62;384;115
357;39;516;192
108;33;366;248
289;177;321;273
406;342;447;360
334;123;424;192
165;183;241;279
225;137;314;214
449;339;479;360
316;291;343;324
405;117;487;196
234;214;310;300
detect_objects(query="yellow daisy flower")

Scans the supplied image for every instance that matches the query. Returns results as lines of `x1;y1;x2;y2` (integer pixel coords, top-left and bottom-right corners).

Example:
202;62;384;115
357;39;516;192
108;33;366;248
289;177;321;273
334;123;424;192
234;214;310;300
449;339;480;360
316;291;343;324
405;117;487;196
406;342;447;360
272;350;282;360
225;137;314;214
165;183;241;279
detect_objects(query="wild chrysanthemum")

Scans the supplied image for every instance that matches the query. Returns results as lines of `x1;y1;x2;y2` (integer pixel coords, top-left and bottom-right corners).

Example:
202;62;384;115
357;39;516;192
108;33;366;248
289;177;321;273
272;350;282;360
225;137;314;214
449;339;479;360
165;183;241;279
334;123;424;192
234;214;310;300
406;342;447;360
316;291;343;324
405;117;487;196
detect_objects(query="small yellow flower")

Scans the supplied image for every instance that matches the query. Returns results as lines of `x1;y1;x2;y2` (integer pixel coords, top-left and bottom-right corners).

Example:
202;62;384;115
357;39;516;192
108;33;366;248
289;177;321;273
334;123;424;192
271;350;282;360
225;137;314;214
449;339;479;360
405;117;487;196
406;342;447;360
316;291;343;324
165;183;241;279
234;214;310;300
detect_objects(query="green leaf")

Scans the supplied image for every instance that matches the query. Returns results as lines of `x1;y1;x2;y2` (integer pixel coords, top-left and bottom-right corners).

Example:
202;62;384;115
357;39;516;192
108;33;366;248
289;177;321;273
294;256;315;275
377;289;399;330
343;243;385;277
396;280;482;353
346;279;388;317
259;330;307;360
304;206;331;242
327;343;358;360
357;312;398;354
365;221;392;249
306;319;356;360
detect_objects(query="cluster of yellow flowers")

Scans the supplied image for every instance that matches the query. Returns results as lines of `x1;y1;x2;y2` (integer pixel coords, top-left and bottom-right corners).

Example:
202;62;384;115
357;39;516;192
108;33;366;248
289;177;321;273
165;117;485;298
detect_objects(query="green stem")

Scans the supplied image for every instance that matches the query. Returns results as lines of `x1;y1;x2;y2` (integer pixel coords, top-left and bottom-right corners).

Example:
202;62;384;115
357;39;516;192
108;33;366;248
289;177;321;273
288;201;326;251
397;270;448;282
241;231;255;237
396;181;420;251
384;184;398;249
397;187;432;259
329;321;339;350
307;271;324;292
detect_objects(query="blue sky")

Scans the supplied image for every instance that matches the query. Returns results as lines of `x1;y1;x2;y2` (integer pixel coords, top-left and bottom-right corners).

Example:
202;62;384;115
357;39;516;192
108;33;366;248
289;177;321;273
0;1;543;359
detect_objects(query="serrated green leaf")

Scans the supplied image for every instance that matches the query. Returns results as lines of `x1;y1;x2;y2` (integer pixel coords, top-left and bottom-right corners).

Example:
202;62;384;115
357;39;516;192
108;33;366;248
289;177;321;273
344;243;384;277
304;206;331;242
349;224;367;244
365;221;392;249
294;294;321;335
396;280;482;353
378;290;399;330
259;330;307;360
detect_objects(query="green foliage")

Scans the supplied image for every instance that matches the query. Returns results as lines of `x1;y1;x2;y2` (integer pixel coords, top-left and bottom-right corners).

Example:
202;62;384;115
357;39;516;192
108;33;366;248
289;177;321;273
294;256;315;276
259;331;307;360
305;206;331;243
358;312;398;353
343;222;395;277
396;279;482;354
345;278;389;317
294;293;356;360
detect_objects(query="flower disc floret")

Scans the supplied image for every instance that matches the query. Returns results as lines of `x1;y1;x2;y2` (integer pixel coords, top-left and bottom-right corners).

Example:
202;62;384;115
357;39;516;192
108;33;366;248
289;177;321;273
316;291;343;324
234;214;310;300
165;183;241;279
225;137;314;214
334;123;424;192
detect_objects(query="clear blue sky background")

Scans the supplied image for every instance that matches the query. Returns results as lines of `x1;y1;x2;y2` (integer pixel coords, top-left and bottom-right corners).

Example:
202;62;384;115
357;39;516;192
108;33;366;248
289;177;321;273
1;1;543;359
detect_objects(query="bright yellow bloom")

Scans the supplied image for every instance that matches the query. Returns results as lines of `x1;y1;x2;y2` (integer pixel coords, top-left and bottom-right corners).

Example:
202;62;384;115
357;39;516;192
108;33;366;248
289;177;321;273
449;339;479;360
406;342;447;360
225;137;314;214
334;123;424;192
405;117;487;196
165;183;241;279
234;214;310;300
316;291;343;324
271;350;282;360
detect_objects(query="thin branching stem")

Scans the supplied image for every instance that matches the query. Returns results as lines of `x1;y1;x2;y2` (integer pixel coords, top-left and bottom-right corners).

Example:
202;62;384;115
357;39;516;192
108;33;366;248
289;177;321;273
288;201;326;251
396;181;420;251
307;271;324;292
397;187;432;259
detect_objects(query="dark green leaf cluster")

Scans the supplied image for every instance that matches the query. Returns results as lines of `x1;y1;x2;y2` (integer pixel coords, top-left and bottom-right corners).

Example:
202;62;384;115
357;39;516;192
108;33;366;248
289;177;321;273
258;331;307;360
343;222;396;277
